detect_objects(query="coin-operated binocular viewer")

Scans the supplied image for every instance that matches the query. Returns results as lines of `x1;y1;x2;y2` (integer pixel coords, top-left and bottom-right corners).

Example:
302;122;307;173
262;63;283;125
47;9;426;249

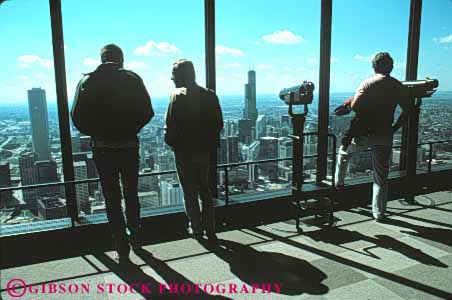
279;81;335;232
279;81;315;191
401;78;439;203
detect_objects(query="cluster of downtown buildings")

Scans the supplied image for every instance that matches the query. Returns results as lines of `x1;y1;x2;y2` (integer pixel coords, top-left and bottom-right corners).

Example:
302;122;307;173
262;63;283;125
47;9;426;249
1;70;452;229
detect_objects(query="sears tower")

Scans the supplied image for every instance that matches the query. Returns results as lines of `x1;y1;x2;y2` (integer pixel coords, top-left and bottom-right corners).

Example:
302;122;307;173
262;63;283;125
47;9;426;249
28;88;50;161
243;69;258;123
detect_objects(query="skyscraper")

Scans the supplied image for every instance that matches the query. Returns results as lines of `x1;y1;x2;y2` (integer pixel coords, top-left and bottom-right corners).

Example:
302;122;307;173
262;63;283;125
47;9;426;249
218;137;228;165
35;160;60;199
161;180;183;206
74;161;90;214
256;115;267;139
259;137;279;159
19;152;37;204
227;136;240;163
238;118;254;144
259;137;279;180
0;161;13;207
243;70;258;123
27;88;50;161
37;196;67;220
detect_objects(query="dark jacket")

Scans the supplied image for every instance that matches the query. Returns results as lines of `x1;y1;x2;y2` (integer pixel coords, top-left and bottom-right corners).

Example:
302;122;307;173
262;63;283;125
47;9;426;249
71;63;154;142
165;86;223;154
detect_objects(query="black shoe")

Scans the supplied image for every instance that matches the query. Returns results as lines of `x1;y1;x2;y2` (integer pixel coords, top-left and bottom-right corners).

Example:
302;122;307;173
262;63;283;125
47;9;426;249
129;233;142;250
187;226;203;241
193;231;203;241
374;214;386;223
114;252;135;270
128;225;143;250
206;231;218;241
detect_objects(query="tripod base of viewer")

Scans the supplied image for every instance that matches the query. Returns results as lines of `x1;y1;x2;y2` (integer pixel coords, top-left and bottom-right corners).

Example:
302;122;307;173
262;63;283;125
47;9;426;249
335;137;391;221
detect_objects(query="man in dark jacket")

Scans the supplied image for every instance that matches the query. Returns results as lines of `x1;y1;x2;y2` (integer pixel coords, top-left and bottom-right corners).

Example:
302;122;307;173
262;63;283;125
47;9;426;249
165;59;223;240
71;44;154;266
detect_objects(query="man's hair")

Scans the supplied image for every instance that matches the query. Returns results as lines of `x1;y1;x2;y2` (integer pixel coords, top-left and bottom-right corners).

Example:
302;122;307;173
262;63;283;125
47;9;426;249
372;52;393;75
172;59;196;83
100;44;123;64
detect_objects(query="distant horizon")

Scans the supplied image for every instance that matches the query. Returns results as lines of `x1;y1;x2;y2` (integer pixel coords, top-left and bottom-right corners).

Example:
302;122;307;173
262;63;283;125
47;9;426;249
1;90;452;105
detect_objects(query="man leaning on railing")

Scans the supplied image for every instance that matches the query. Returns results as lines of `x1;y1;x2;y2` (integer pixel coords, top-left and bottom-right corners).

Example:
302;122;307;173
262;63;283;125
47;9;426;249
335;52;411;222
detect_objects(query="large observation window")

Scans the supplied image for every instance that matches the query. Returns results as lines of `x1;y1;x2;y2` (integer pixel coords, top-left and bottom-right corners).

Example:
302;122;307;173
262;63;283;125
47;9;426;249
417;0;452;172
329;0;410;183
61;0;206;224
215;0;321;202
0;0;70;236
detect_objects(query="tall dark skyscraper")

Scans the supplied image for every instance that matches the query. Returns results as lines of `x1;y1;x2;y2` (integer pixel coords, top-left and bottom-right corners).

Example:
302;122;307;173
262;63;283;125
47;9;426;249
19;152;37;204
0;161;13;207
218;137;228;165
227;136;240;163
258;137;279;180
27;88;50;161
238;118;254;144
35;160;60;199
243;69;258;123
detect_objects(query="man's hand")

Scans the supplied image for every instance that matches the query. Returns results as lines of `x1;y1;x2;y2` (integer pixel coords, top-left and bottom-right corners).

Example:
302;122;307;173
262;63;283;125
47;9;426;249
392;111;407;134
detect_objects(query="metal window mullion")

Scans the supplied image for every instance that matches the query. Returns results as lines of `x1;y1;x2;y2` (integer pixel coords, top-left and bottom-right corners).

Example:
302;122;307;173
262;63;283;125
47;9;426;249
316;0;332;184
49;0;77;224
403;0;423;203
205;0;218;198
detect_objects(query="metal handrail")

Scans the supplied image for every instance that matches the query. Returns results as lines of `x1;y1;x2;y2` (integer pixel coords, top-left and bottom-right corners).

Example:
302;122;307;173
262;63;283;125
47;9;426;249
1;137;451;194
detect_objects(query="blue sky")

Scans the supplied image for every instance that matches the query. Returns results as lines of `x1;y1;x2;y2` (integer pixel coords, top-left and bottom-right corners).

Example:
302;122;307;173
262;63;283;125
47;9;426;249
0;0;451;103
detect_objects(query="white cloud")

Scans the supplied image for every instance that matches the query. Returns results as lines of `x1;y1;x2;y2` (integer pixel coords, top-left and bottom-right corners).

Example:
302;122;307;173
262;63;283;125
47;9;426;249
434;34;452;44
125;61;149;70
133;41;180;56
17;55;53;68
257;64;272;70
222;62;241;69
216;45;244;57
353;54;375;62
83;57;100;66
261;30;303;45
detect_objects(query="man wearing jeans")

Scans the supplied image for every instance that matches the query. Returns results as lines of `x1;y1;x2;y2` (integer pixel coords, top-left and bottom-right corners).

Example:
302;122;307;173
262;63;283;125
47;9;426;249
335;52;410;221
71;44;154;266
165;59;223;240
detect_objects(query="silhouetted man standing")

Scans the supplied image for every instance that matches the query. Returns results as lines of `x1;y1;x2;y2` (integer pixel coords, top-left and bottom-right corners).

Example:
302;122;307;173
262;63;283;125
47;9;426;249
71;44;154;266
335;52;410;221
165;59;223;240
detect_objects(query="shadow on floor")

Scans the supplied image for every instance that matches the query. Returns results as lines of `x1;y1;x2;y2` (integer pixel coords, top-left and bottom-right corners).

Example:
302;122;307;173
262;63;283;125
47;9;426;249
303;227;447;268
200;238;329;296
382;217;452;249
95;250;233;300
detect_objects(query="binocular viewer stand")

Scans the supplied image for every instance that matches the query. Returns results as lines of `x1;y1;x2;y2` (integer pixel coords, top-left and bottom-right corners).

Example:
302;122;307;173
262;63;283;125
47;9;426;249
287;93;337;233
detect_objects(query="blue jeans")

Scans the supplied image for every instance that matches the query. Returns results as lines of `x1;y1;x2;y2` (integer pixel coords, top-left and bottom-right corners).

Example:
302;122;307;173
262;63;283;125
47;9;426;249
335;138;391;217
